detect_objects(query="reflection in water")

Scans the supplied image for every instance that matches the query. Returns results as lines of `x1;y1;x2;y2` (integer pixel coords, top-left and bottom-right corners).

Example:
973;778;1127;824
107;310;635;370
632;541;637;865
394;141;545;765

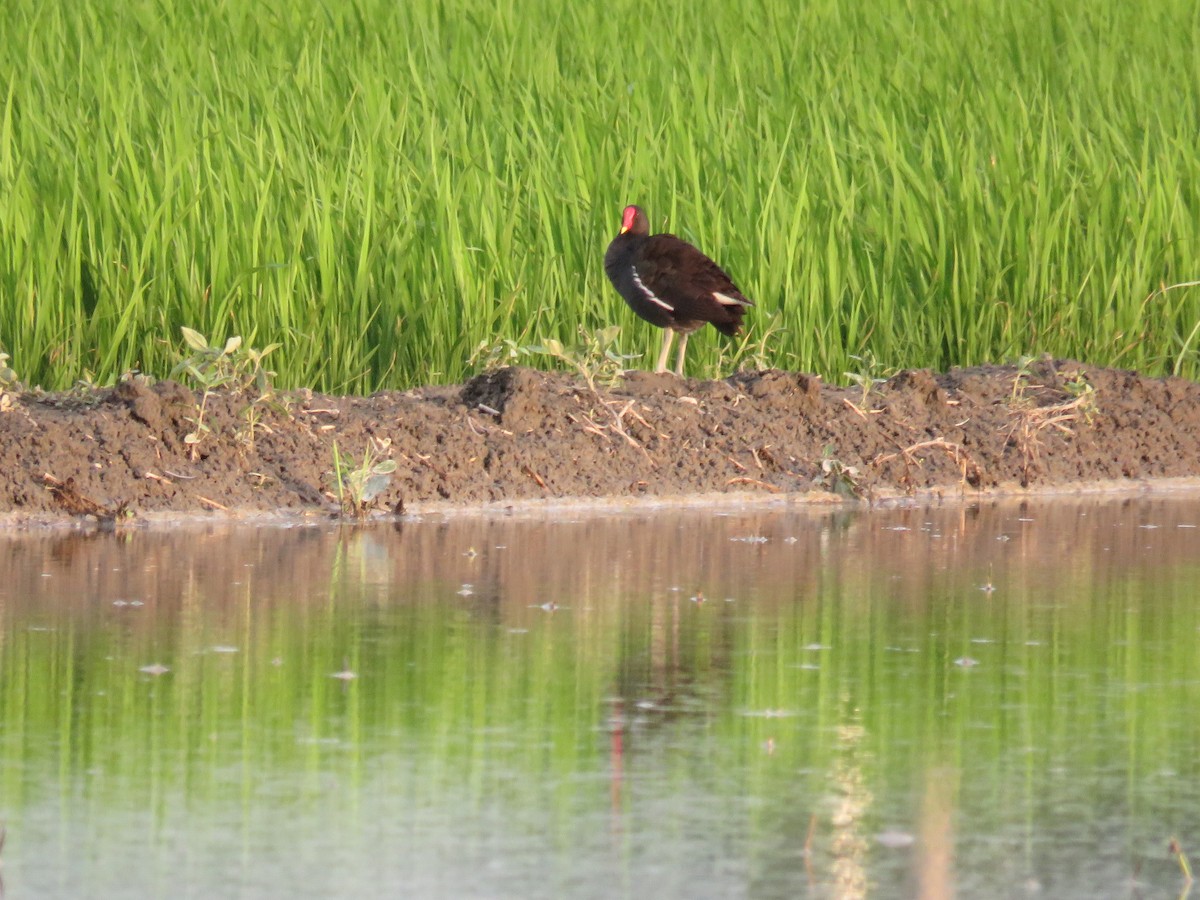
918;766;955;900
831;720;870;900
1;497;1199;897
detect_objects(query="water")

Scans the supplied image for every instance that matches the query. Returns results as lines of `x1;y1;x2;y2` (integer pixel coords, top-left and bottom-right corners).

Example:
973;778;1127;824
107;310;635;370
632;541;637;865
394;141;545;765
2;497;1200;898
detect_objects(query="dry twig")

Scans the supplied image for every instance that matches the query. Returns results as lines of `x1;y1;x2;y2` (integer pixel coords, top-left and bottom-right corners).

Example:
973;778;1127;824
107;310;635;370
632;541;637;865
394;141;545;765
872;438;982;488
726;476;781;492
1004;392;1095;486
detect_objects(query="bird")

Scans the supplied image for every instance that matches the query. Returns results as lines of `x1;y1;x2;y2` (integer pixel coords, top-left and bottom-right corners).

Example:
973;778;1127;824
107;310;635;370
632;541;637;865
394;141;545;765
603;204;753;376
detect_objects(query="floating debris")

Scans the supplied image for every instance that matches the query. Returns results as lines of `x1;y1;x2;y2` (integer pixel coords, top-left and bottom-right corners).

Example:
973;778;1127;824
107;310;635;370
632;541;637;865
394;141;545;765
464;547;478;558
742;708;796;718
954;657;979;668
210;645;239;654
139;663;170;676
456;584;474;597
876;830;916;848
689;591;705;604
330;669;357;681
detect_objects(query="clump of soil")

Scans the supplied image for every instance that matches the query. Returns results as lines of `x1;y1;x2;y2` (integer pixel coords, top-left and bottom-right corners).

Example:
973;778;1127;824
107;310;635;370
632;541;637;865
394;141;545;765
1;358;1198;524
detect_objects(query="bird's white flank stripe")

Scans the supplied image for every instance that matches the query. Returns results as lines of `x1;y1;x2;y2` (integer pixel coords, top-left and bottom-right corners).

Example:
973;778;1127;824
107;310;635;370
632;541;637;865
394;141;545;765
713;291;750;307
632;268;674;312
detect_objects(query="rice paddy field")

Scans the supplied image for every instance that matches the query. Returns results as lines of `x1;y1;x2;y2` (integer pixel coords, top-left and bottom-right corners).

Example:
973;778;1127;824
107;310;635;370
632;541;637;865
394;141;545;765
2;0;1200;392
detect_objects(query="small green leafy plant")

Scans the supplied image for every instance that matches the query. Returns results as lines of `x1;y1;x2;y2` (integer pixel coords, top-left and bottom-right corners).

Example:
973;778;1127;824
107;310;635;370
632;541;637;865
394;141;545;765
1009;354;1039;405
1061;369;1097;422
472;326;639;393
0;351;19;413
0;352;18;389
843;351;888;411
170;327;280;457
173;327;279;395
815;446;863;499
469;337;537;372
532;326;639;392
331;439;397;518
718;312;787;374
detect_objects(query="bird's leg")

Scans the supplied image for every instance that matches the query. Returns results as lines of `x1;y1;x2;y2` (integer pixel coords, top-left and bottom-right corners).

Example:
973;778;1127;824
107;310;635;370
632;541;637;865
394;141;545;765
673;332;690;377
654;329;675;373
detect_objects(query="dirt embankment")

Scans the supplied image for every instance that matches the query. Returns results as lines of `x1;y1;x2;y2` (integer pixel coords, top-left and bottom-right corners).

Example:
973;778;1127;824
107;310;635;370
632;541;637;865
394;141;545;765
1;357;1198;525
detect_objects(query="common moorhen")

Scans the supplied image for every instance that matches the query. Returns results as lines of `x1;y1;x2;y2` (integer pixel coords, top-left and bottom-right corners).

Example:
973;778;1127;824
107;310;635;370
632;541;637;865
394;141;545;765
603;205;753;376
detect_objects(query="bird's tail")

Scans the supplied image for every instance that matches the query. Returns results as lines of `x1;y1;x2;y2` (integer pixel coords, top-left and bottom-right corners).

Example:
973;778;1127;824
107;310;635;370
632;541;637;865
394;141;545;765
711;291;752;336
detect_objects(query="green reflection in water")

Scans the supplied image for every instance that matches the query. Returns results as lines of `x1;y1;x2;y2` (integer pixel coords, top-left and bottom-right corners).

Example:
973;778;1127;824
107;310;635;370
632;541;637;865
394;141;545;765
1;499;1199;898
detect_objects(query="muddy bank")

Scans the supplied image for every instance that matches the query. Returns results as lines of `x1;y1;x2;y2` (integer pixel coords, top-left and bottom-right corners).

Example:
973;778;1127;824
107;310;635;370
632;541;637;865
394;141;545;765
1;358;1199;525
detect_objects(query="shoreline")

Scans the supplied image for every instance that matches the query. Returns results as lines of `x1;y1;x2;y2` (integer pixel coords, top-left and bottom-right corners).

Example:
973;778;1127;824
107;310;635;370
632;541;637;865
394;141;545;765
4;476;1200;533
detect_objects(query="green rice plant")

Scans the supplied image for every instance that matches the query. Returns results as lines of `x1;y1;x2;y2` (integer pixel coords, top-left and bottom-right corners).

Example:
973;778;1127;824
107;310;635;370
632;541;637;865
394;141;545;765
1;0;1198;392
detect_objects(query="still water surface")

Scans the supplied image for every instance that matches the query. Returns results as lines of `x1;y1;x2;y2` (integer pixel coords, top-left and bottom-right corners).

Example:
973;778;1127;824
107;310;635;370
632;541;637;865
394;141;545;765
2;497;1200;898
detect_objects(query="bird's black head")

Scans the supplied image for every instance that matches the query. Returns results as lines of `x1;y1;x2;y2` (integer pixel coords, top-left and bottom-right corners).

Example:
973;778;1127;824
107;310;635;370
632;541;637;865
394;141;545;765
618;205;650;237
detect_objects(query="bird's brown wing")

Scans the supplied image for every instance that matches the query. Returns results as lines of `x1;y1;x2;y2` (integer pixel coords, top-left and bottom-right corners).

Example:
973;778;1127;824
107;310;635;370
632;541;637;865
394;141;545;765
636;234;752;330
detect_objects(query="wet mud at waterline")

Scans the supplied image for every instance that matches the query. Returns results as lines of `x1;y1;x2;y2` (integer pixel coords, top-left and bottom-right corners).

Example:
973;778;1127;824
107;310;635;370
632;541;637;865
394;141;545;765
2;357;1200;524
